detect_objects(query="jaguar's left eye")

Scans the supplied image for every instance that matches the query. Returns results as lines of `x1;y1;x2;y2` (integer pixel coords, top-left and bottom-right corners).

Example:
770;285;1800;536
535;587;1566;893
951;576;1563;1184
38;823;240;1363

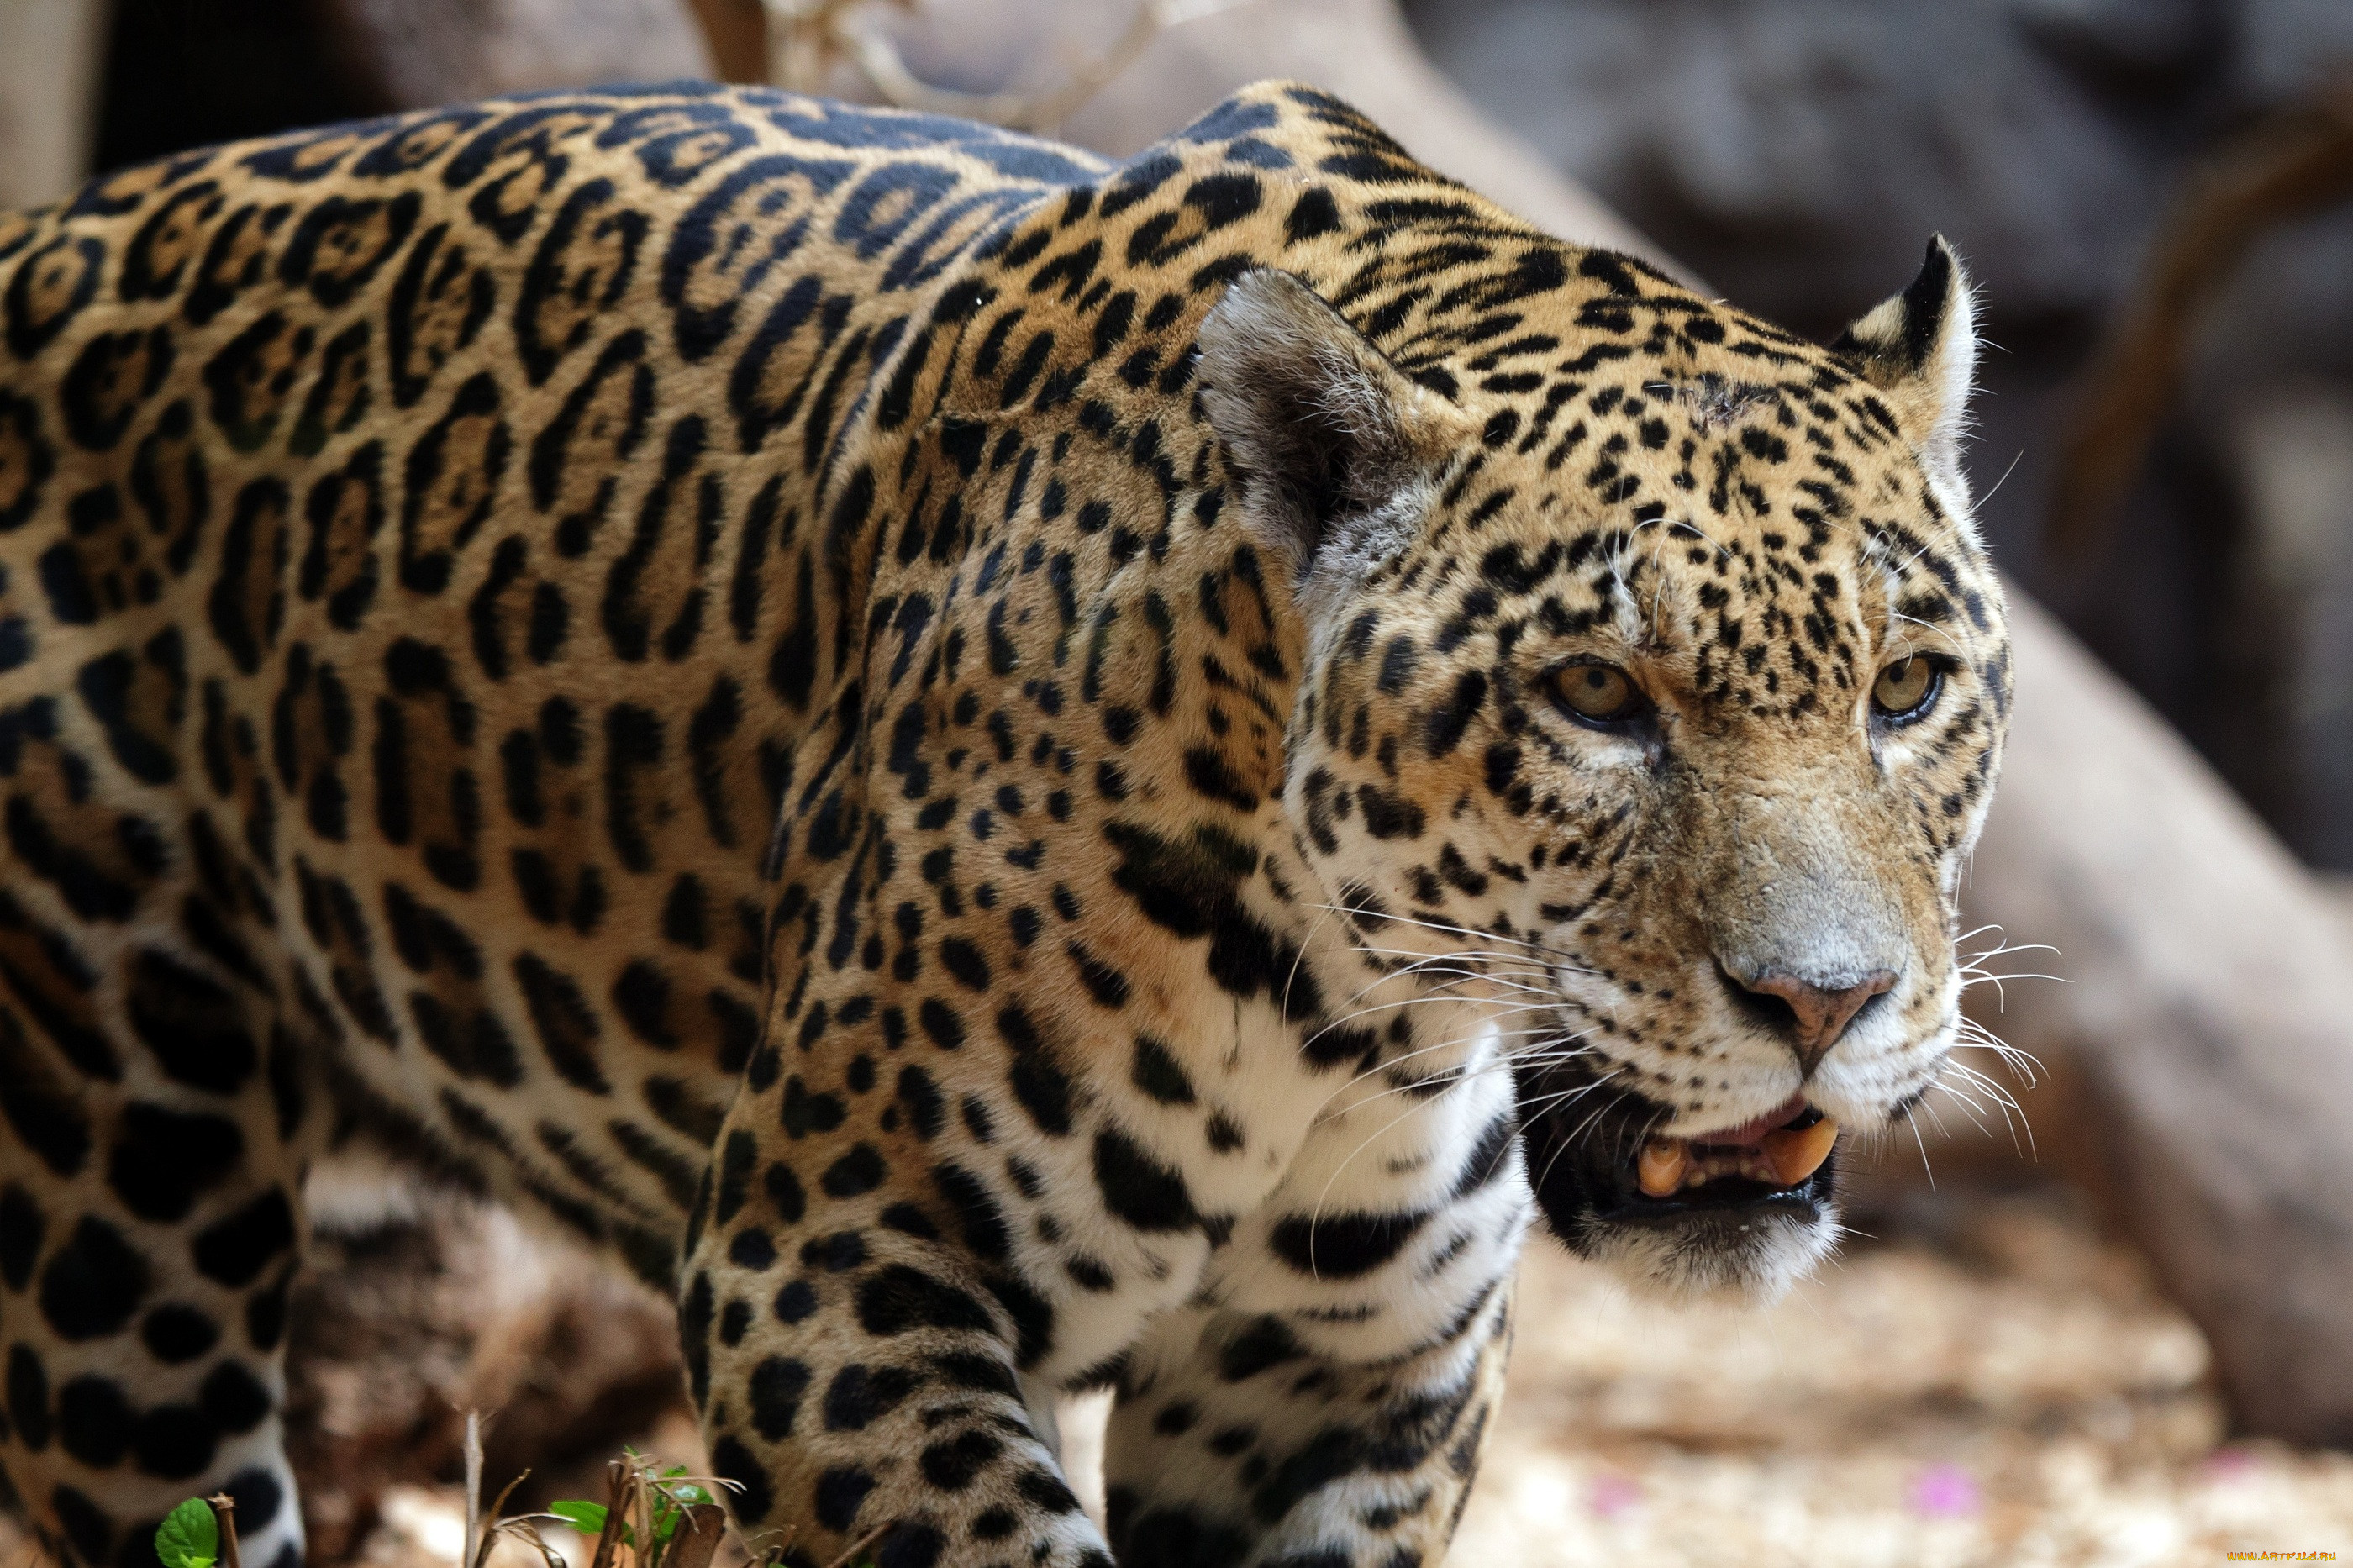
1871;655;1943;723
1550;662;1648;726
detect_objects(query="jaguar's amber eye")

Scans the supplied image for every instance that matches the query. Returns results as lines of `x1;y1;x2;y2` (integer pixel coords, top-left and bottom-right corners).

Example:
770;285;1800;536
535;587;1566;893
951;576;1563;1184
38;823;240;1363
1871;655;1942;722
1553;663;1645;725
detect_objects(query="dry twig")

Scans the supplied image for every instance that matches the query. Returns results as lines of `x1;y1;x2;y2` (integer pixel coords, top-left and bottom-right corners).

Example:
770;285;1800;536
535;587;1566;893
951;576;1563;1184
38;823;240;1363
2046;76;2353;563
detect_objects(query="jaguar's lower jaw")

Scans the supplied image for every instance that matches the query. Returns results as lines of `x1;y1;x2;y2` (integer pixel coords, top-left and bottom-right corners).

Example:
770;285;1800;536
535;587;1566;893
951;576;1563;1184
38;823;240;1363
1562;1185;1840;1303
1517;1081;1844;1302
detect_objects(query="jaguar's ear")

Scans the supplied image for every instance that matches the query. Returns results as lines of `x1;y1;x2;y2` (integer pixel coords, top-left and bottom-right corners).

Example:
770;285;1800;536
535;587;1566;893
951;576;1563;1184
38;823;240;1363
1198;268;1472;581
1830;236;1978;502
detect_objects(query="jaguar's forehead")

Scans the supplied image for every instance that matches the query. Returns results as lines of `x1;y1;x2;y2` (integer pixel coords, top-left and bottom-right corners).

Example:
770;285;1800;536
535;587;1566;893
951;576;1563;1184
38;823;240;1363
1376;306;1993;719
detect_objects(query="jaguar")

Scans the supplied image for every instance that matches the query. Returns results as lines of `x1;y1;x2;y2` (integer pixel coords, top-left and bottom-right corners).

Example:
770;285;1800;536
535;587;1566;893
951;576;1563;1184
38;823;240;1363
0;77;2008;1568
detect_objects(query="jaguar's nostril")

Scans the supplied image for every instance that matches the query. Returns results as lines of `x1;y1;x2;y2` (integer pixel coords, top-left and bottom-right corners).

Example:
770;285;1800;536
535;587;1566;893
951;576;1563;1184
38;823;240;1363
1718;962;1897;1076
1718;962;1796;1032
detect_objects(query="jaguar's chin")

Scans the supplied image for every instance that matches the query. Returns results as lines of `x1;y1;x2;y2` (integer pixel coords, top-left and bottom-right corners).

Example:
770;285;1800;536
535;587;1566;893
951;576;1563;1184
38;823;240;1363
1514;1071;1842;1303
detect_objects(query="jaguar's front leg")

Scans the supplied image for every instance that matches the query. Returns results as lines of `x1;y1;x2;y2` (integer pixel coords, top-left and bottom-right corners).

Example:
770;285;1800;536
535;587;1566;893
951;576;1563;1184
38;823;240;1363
1101;1073;1529;1567
682;1039;1114;1568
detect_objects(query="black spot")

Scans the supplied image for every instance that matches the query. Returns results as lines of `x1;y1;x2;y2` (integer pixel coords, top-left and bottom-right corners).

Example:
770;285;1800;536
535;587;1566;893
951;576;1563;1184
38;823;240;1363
713;1129;757;1225
781;1076;845;1139
896;1066;945;1139
1269;1209;1427;1280
140;1303;218;1364
678;1270;714;1406
855;1263;996;1337
1284;187;1342;243
799;1230;866;1271
1219;1315;1303;1381
514;951;608;1092
813;1465;876;1532
937;937;990;991
765;1161;806;1223
57;1375;131;1466
1102;820;1254;937
39;1215;150;1341
719;1300;752;1344
773;1278;818;1323
708;1433;772;1524
876;1523;946;1568
918;997;965;1050
1452;1110;1519;1198
1355;784;1424;840
821;1144;887;1197
748;1355;812;1439
1018;1468;1083;1514
133;1399;217;1479
1110;1504;1250;1568
823;1362;919;1431
1067;941;1130;1008
219;1466;284;1534
108;1104;244;1223
0;1184;43;1290
245;1271;291;1350
1182;746;1259;812
49;1485;109;1565
1130;1036;1196;1104
921;1165;1009;1260
199;1360;271;1433
919;1428;1003;1491
125;949;257;1095
983;1272;1055;1369
192;1188;294;1287
6;1342;50;1450
1093;1128;1196;1233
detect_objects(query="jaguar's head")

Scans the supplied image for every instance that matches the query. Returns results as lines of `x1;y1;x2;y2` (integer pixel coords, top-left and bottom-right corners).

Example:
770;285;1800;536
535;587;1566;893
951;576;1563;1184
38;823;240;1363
1200;240;2010;1300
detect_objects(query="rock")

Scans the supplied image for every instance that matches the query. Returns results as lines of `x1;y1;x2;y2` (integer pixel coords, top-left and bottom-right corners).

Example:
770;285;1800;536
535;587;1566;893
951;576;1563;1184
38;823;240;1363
2210;387;2353;866
313;0;714;111
1399;0;2177;334
0;0;109;208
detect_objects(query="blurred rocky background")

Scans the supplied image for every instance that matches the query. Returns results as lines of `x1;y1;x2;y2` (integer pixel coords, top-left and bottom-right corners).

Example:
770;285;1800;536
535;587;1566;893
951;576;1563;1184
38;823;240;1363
5;0;2353;1562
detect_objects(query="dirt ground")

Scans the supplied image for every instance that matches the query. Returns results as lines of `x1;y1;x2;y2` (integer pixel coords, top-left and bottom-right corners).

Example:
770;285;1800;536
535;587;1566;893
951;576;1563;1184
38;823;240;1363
5;1184;2349;1568
1450;1192;2353;1567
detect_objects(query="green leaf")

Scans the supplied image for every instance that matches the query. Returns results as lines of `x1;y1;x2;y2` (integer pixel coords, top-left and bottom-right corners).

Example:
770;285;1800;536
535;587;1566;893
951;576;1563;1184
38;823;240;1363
547;1502;607;1537
155;1498;218;1568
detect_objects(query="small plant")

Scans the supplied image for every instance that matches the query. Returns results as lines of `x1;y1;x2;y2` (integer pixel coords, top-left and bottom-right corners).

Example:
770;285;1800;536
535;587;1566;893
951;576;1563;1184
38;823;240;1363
154;1497;233;1568
154;1416;878;1568
547;1456;729;1568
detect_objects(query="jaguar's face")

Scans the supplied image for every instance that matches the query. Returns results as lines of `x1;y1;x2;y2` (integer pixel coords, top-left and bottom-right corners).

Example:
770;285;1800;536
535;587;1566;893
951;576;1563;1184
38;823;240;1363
1201;243;2010;1300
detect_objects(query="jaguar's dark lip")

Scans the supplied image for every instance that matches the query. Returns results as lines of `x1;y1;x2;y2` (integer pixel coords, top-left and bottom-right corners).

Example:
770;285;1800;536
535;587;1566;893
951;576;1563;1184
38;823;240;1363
1591;1164;1835;1225
1514;1065;1839;1245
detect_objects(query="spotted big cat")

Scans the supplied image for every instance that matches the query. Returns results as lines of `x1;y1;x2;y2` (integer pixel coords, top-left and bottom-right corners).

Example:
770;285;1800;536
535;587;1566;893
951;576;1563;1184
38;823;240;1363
0;76;2008;1568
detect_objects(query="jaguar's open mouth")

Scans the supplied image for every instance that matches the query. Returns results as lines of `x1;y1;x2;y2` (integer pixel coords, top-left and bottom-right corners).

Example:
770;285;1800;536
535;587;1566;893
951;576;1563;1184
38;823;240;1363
1516;1068;1845;1296
1604;1096;1839;1221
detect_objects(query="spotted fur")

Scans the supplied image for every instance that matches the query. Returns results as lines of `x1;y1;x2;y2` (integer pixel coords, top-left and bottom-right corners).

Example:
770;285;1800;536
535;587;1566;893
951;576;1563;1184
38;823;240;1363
0;81;2008;1568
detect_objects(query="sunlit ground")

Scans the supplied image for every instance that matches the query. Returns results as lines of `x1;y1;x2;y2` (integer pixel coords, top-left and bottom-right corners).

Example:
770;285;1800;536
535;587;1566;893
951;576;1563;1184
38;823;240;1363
6;1192;2348;1568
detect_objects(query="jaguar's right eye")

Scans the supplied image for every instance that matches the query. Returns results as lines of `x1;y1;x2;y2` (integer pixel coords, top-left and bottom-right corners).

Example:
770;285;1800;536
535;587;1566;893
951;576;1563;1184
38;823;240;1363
1550;662;1647;727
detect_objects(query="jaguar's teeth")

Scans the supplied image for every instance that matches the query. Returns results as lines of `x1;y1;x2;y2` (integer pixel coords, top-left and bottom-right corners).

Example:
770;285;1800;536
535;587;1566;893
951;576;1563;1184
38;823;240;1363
1637;1139;1689;1197
1761;1114;1840;1187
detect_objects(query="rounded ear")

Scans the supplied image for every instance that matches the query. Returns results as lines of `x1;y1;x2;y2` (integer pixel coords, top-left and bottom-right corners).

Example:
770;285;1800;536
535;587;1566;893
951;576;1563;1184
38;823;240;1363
1197;268;1472;580
1830;236;1978;502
